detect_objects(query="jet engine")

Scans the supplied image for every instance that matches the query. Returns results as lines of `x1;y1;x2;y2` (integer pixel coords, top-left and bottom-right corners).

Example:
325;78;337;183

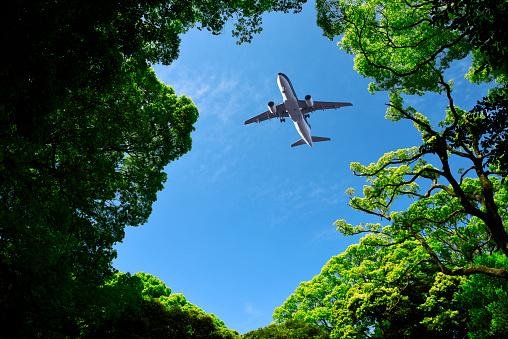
304;95;314;107
267;101;277;115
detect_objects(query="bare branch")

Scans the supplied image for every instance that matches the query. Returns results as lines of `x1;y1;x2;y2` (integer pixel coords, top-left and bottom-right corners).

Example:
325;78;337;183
425;183;453;196
350;200;392;221
386;103;437;136
448;146;476;161
459;166;476;184
409;224;508;279
450;266;508;279
349;14;467;79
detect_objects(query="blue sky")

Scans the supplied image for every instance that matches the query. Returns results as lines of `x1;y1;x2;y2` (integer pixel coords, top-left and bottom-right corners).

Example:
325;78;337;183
114;2;487;334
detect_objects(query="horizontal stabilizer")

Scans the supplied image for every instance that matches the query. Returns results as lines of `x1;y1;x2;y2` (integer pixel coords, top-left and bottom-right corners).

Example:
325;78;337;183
290;136;331;147
291;139;307;147
311;136;331;142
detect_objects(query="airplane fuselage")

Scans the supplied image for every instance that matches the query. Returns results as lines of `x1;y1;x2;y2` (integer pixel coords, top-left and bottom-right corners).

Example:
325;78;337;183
277;73;313;146
244;73;351;147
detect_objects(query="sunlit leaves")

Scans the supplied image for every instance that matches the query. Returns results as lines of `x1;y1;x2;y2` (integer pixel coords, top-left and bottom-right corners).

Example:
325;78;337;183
317;0;507;251
335;219;382;235
89;272;238;338
274;235;438;337
317;0;469;94
456;253;508;337
135;272;172;299
385;91;405;121
420;273;466;335
304;0;508;337
347;147;447;222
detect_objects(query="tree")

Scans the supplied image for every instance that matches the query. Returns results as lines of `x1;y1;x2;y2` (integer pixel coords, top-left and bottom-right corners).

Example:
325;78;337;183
455;253;508;337
428;0;508;174
459;86;508;175
85;272;239;338
1;0;307;138
315;0;507;261
272;0;507;337
274;235;467;338
0;0;307;336
430;0;508;77
243;319;328;339
276;185;507;336
0;62;198;336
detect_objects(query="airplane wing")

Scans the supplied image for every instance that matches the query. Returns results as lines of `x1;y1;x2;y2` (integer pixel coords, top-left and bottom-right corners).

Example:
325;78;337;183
298;100;352;115
244;103;288;125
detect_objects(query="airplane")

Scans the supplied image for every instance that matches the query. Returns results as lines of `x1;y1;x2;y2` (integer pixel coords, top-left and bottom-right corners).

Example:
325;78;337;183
244;73;352;147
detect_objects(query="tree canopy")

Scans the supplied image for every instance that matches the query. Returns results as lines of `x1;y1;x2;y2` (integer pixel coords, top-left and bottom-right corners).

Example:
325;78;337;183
274;236;457;337
243;319;329;338
0;0;306;336
274;0;507;337
2;0;507;336
85;272;239;338
275;232;508;337
315;0;507;258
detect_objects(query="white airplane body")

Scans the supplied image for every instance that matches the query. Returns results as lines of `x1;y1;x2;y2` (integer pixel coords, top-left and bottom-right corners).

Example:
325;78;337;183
244;73;352;147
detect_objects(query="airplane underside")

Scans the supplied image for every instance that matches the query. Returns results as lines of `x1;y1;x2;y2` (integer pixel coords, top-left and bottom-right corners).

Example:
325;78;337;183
244;73;352;148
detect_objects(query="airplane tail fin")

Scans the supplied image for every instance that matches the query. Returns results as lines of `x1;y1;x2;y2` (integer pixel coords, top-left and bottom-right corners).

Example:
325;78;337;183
291;136;331;147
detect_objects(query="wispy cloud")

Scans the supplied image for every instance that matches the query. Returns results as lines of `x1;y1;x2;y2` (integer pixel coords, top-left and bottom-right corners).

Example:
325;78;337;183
250;177;349;228
312;226;340;242
154;64;252;126
253;178;347;211
244;302;263;318
155;63;255;184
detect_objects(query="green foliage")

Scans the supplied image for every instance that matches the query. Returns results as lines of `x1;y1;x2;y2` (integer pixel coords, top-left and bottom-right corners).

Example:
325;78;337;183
275;230;508;337
420;273;466;335
159;293;233;333
135;272;172;299
0;59;198;336
430;0;508;78
0;0;307;336
243;319;328;339
316;0;507;173
91;300;239;338
316;0;508;253
456;253;508;338
273;1;508;338
317;0;470;95
461;86;508;173
274;235;464;338
86;272;239;338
